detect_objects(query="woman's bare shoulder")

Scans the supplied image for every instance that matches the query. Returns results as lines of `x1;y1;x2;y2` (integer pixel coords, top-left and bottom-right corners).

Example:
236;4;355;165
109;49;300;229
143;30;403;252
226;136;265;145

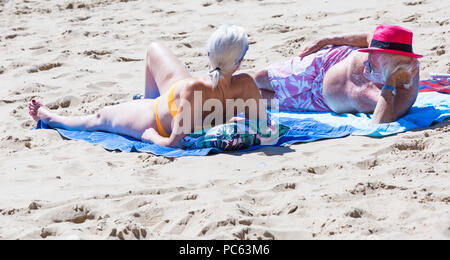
232;73;255;84
184;77;211;90
231;73;261;99
231;73;258;91
179;78;212;99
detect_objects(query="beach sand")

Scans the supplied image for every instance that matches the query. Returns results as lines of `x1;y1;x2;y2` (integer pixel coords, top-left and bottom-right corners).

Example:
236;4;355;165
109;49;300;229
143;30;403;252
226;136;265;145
0;0;449;240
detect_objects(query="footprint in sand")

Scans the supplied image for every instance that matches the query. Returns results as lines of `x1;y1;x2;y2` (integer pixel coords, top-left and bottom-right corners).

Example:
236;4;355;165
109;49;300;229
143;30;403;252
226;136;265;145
178;42;192;49
348;182;402;196
70;16;91;22
21;83;59;94
29;45;44;50
431;45;446;56
21;120;35;129
40;227;57;239
286;37;306;49
392;139;427;152
115;57;142;62
402;14;421;23
109;225;149;240
1;135;32;151
82;50;113;60
345;208;366;218
306;165;329;175
116;73;134;79
86;81;117;91
27;63;63;73
12;27;27;32
46;96;80;110
5;34;18;40
169;193;198;201
403;1;425;6
234;228;276;240
138;154;171;166
28;202;42;210
50;205;96;224
258;24;293;34
356;158;379;170
272;183;296;192
436;20;449;26
233;228;250;240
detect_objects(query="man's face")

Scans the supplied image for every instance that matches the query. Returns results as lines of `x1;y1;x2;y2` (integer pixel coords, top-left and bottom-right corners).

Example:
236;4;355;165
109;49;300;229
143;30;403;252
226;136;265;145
363;52;385;84
367;52;419;86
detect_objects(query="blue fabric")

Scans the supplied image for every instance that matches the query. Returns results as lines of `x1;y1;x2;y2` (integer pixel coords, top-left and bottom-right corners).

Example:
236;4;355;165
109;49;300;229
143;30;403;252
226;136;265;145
35;92;450;158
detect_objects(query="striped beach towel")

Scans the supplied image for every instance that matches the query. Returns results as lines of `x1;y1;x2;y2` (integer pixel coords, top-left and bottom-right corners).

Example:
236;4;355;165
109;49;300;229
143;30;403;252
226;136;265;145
419;79;450;94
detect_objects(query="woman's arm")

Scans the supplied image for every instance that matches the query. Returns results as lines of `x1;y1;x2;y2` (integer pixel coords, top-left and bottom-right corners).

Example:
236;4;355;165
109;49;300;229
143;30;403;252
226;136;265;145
141;86;197;148
299;33;371;58
140;112;187;149
242;74;268;122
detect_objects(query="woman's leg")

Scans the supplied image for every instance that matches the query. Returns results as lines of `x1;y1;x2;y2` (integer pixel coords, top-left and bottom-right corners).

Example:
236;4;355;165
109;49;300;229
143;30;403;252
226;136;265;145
29;100;105;131
145;42;191;99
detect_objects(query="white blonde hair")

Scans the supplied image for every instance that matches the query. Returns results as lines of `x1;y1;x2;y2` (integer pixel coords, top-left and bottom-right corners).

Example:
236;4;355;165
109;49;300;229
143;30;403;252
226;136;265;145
372;52;419;88
206;24;249;88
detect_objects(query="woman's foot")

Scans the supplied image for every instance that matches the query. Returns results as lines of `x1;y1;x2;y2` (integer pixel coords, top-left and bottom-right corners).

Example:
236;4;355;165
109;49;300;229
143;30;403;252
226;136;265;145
29;100;53;122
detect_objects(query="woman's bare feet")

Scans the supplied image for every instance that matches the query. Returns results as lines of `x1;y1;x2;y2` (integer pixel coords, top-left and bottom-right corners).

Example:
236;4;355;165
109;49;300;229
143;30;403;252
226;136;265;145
29;100;53;122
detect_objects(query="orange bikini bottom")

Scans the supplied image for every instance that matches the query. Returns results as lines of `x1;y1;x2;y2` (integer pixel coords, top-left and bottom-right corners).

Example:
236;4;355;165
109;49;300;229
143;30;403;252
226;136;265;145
154;81;180;137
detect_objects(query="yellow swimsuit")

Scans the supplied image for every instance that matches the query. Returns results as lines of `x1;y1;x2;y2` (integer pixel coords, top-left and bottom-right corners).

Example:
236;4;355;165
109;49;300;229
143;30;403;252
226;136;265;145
154;82;180;137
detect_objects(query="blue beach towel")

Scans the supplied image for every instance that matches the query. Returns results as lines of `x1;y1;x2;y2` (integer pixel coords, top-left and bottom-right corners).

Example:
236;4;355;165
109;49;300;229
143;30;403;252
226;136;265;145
35;92;450;158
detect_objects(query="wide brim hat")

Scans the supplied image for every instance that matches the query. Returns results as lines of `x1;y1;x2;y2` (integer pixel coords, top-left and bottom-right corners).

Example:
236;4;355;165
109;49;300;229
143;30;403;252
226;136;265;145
358;25;423;58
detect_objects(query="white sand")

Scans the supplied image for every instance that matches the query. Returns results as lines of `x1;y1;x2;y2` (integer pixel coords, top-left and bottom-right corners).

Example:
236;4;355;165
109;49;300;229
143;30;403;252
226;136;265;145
0;0;449;240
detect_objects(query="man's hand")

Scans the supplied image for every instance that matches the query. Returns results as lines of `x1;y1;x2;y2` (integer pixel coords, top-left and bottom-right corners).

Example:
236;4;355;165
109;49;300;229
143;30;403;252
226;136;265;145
386;69;412;88
299;39;328;58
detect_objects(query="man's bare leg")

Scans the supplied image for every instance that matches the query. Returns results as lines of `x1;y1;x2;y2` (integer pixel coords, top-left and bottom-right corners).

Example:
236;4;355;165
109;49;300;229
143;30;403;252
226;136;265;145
254;69;274;91
145;42;191;99
254;69;275;100
260;89;275;100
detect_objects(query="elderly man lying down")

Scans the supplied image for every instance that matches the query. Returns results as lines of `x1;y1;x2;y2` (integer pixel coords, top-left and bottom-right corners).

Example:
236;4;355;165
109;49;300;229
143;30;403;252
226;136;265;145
254;25;422;124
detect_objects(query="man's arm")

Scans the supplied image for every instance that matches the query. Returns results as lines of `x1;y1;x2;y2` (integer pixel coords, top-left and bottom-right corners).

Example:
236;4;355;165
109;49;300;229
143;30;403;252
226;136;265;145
371;70;419;124
299;33;371;58
323;33;372;48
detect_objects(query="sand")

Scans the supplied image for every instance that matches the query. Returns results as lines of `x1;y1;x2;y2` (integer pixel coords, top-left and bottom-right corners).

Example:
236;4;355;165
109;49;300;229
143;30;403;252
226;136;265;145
0;0;449;240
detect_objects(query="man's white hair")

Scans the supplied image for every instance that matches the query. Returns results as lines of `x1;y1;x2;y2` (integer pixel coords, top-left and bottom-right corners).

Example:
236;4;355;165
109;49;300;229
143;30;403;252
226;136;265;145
372;52;419;88
206;24;248;88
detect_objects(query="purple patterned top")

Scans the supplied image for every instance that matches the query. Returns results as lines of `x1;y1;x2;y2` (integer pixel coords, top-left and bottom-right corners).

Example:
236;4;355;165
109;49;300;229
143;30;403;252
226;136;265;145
268;46;359;112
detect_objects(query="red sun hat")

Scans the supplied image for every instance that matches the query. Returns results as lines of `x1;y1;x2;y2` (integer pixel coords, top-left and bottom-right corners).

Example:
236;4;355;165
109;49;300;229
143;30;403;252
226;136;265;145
358;25;423;58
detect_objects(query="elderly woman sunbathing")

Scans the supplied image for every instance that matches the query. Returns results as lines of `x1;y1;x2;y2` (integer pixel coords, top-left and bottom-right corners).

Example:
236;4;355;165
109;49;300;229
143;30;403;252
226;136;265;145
29;25;266;148
254;25;422;124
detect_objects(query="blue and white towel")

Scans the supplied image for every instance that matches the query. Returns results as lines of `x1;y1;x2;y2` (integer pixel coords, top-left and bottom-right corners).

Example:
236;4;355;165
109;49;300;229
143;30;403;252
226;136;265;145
36;92;450;158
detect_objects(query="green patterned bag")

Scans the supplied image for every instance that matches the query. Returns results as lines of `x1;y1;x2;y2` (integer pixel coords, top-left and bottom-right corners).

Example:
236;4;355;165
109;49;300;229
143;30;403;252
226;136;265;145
182;119;289;151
